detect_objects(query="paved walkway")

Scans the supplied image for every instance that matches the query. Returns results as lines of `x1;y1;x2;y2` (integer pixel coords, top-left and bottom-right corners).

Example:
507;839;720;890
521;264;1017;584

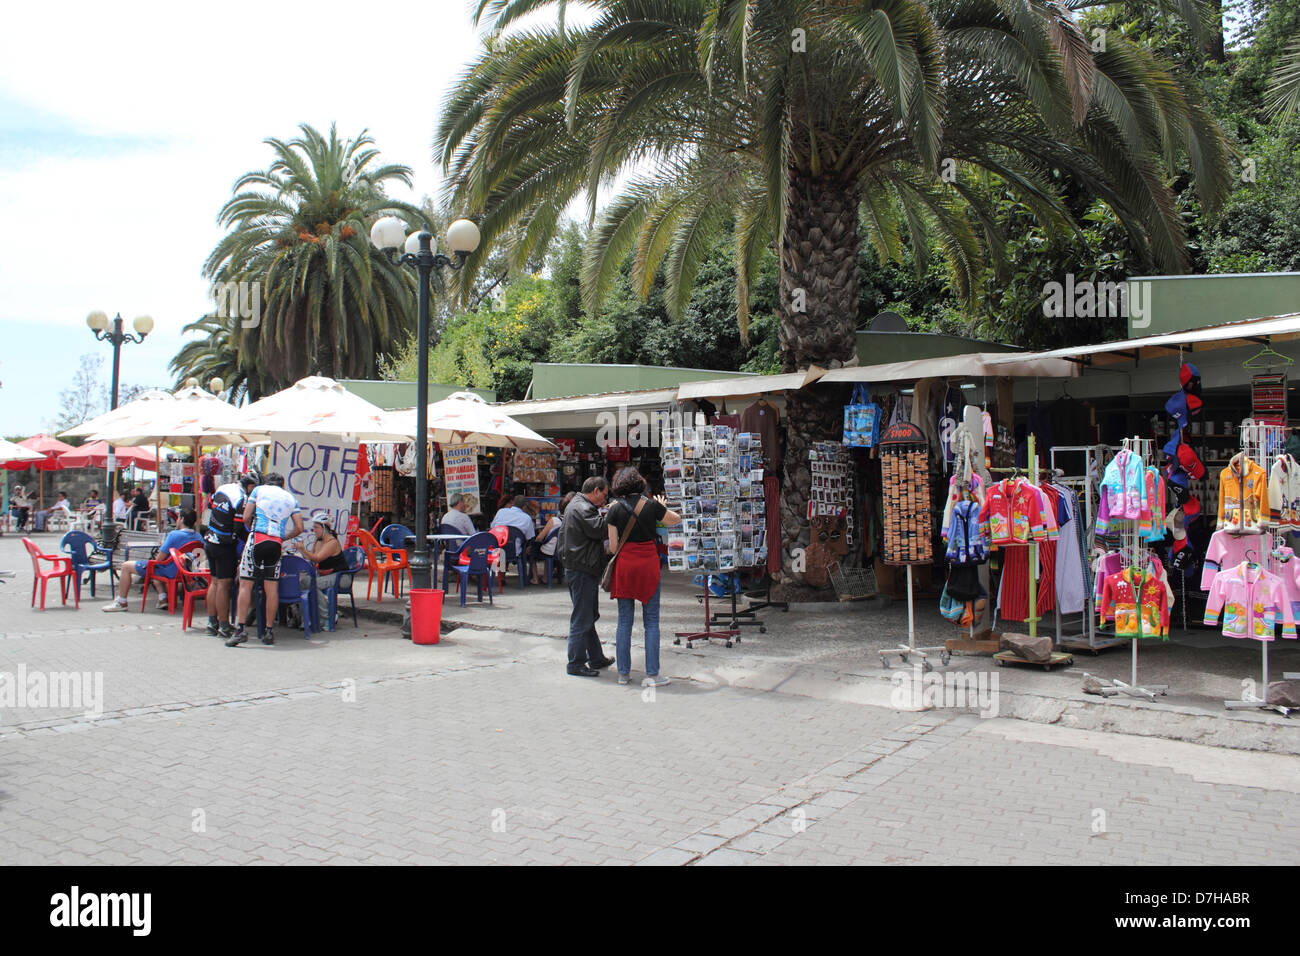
2;533;1298;864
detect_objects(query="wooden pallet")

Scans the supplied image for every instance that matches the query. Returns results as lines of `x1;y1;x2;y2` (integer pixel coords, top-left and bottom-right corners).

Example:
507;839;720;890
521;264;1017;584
993;650;1074;671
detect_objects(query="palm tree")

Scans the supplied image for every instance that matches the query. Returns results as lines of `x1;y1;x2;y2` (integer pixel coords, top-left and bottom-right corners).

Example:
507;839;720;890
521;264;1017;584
168;315;257;403
1267;37;1300;120
200;124;425;391
440;0;1231;583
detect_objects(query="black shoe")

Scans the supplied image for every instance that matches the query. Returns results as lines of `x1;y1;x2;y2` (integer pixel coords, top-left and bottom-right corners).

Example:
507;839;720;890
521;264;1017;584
567;666;600;677
590;656;616;670
218;623;234;640
260;627;275;645
225;627;248;647
205;618;220;636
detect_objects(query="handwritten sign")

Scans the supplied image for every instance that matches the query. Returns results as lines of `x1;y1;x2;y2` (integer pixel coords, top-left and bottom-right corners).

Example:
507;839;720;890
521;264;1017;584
269;434;360;535
442;444;480;515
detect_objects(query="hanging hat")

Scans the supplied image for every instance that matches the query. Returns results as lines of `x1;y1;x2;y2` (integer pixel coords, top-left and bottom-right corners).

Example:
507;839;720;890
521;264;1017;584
1162;432;1182;460
1185;392;1203;415
1179;362;1202;396
1165;392;1190;429
1170;536;1194;569
1182;495;1202;519
1166;478;1191;508
1176;443;1205;479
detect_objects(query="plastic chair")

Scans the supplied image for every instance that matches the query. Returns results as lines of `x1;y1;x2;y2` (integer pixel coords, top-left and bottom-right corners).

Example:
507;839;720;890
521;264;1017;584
345;515;360;548
140;539;202;613
276;554;318;637
451;531;499;607
501;526;530;589
358;528;408;602
173;548;211;631
60;530;116;601
438;523;473;593
321;547;365;631
380;523;417;562
23;537;77;609
536;526;560;587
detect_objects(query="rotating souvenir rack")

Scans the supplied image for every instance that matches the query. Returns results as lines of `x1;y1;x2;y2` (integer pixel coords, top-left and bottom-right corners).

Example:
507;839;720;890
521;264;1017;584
1223;422;1293;714
877;421;949;670
1050;444;1125;652
1082;437;1169;701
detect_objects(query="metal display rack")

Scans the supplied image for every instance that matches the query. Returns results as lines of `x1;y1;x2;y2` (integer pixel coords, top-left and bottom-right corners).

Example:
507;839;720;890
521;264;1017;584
1084;437;1169;702
1221;422;1294;715
1049;444;1125;653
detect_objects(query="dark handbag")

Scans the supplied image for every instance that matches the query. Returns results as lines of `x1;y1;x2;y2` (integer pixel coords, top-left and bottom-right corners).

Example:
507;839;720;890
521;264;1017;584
600;497;646;593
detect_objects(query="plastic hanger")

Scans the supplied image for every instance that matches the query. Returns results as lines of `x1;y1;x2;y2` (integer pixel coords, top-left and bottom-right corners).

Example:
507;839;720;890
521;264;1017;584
1243;341;1294;369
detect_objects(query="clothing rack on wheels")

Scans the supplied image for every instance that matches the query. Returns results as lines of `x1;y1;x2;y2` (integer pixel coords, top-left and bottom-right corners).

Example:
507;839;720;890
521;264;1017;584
1050;444;1125;653
943;422;997;656
1082;437;1169;701
1222;421;1294;715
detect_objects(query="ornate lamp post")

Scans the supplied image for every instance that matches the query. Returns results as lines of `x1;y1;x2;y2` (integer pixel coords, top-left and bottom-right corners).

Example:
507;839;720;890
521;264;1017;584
86;311;153;536
368;218;481;591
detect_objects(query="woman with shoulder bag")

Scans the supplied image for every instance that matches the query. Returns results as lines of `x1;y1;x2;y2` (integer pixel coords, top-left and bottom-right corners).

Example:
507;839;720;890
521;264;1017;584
606;466;681;687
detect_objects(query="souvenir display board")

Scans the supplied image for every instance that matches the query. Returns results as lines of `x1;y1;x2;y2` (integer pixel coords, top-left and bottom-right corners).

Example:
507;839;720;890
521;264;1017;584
661;424;768;574
512;449;561;498
880;422;932;565
807;441;855;547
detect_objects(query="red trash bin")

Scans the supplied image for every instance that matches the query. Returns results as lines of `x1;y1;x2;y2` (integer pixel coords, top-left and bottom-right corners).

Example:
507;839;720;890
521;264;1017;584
410;588;444;644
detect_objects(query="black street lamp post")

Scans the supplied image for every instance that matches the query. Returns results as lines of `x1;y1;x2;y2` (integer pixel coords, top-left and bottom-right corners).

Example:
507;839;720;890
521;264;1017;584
86;311;153;540
369;219;481;592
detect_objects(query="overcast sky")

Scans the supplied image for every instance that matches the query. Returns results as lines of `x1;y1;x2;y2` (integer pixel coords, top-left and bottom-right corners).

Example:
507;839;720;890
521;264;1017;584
0;0;577;435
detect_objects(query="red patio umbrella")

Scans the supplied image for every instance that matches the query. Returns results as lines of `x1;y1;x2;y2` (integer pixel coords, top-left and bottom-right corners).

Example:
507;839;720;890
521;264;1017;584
57;441;162;471
2;433;75;509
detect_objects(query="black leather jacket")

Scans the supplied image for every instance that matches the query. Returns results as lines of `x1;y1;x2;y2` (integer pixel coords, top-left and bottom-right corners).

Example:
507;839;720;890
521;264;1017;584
556;494;607;577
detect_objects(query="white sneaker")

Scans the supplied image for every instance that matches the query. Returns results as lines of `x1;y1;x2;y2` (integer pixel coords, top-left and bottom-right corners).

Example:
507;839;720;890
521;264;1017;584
102;601;128;612
155;596;169;609
617;674;630;685
642;675;670;688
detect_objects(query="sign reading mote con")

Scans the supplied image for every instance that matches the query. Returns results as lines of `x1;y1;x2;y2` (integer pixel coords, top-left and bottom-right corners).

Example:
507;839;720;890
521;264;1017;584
269;435;360;532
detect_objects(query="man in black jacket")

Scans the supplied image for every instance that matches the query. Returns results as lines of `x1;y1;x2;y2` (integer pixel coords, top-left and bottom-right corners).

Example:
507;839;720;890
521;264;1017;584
557;476;614;676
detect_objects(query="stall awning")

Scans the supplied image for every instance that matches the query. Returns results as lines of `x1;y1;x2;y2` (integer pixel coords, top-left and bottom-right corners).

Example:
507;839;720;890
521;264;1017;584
676;368;825;401
819;352;1078;383
496;387;680;419
989;313;1300;368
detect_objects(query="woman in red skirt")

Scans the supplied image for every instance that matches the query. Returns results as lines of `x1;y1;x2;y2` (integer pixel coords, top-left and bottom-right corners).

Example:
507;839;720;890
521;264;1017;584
607;467;681;687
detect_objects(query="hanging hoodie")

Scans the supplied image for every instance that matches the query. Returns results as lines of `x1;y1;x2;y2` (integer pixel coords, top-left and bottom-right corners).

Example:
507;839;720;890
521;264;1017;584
945;500;987;564
1098;567;1170;640
1217;454;1269;532
979;477;1047;546
940;473;984;541
1270;547;1300;628
1268;456;1300;530
1201;528;1263;591
1097;449;1148;532
1203;562;1294;641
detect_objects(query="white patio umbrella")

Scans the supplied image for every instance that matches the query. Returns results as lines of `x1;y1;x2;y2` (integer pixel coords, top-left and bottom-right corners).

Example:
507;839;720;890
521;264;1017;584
0;439;45;464
386;391;554;449
234;375;416;442
59;389;175;439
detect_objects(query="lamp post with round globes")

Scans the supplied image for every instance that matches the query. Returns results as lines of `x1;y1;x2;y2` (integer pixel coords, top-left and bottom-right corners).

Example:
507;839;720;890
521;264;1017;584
86;311;154;537
369;218;480;596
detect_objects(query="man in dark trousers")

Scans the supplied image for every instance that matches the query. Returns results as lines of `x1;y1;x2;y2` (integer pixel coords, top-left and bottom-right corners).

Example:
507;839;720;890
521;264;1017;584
557;476;614;676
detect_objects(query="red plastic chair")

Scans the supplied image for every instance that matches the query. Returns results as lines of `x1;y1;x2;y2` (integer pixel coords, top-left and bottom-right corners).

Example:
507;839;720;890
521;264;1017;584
140;539;203;613
23;537;77;609
357;528;408;602
345;514;361;548
173;548;211;631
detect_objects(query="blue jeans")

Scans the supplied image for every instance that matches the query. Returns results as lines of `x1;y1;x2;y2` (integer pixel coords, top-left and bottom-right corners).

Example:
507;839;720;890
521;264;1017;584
616;582;661;677
565;569;604;670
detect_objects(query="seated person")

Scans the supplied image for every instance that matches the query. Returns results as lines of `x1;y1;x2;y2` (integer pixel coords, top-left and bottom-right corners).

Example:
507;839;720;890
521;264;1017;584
530;493;570;584
130;487;152;528
439;493;477;536
292;511;350;629
489;494;537;539
10;485;33;531
113;492;131;523
102;509;203;612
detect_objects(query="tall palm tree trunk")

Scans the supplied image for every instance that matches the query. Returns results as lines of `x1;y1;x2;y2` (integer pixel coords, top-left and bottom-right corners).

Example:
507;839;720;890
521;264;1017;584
776;170;861;588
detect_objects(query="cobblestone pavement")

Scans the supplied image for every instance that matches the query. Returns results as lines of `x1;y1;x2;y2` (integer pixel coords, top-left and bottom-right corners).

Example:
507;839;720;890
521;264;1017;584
2;535;1299;864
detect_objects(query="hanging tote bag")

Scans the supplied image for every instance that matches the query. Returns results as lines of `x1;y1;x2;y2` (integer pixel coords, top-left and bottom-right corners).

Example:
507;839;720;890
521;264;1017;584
843;384;880;448
600;497;646;592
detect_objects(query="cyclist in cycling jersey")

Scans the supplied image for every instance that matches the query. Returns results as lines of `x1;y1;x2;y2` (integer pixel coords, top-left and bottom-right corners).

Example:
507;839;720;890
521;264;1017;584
227;473;303;647
203;475;256;638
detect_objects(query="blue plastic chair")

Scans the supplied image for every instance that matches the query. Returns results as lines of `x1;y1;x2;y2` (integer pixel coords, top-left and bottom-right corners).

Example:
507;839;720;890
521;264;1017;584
275;554;317;637
439;524;474;592
380;523;416;557
60;530;115;601
321;546;365;631
450;531;499;607
502;526;530;589
536;527;560;587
